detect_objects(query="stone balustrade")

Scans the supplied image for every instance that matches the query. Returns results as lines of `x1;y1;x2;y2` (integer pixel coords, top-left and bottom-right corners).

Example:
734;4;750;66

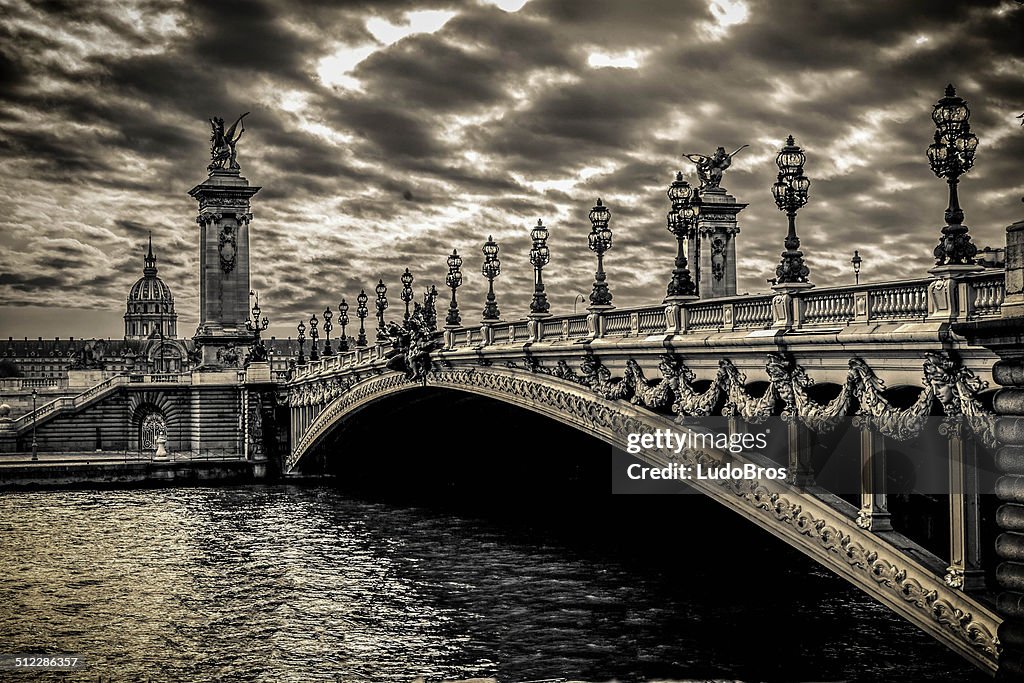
290;272;1005;381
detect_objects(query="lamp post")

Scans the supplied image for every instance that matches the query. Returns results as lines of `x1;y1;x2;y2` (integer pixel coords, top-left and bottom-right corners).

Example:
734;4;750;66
529;220;551;318
852;250;863;285
308;313;319;361
573;294;586;314
927;84;980;271
245;291;269;363
445;249;463;329
338;299;349;352
400;269;414;321
322;307;333;356
356;290;368;347
587;198;614;309
31;388;38;461
375;279;388;344
771;135;812;287
665;172;699;300
422;284;439;331
481;236;501;323
296;320;306;365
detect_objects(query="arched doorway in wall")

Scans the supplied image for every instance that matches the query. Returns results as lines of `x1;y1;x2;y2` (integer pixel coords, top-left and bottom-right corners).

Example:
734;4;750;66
137;408;166;453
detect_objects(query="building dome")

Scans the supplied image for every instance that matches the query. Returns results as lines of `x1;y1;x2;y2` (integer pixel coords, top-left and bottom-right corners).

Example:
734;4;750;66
128;275;174;303
125;235;177;339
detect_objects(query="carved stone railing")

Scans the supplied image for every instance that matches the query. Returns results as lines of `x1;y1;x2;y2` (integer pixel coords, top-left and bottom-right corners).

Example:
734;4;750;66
868;280;930;320
288;272;1006;381
637;308;666;334
964;271;1005;319
7;372;193;433
688;302;725;330
0;377;70;393
803;290;856;325
734;297;773;328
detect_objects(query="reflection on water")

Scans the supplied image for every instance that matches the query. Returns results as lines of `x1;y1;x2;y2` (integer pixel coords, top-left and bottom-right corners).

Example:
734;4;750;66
0;485;986;682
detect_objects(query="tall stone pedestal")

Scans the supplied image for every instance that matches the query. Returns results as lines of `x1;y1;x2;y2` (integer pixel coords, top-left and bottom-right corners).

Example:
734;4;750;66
954;209;1024;680
696;187;746;299
188;168;261;369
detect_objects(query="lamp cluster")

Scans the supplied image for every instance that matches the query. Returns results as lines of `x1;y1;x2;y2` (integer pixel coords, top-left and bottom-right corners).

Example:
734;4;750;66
928;84;979;268
771;135;812;285
665;173;698;299
286;85;979;360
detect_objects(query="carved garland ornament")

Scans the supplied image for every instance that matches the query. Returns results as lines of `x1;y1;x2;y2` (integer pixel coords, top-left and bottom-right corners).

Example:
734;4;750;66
286;350;996;448
285;366;998;665
218;225;236;274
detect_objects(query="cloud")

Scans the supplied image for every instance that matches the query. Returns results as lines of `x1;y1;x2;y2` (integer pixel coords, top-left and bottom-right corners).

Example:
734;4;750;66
0;0;1021;339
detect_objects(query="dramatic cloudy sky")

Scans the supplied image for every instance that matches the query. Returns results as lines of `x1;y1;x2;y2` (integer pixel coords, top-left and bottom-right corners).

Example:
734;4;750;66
1;0;1022;339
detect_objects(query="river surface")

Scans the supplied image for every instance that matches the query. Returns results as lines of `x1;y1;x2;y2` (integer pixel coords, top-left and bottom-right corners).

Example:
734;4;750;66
0;485;988;682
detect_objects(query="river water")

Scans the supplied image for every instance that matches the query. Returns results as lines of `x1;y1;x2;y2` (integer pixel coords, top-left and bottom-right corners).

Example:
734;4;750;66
0;485;987;682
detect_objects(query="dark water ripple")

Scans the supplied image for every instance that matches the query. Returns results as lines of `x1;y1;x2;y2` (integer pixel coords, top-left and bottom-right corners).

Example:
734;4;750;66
0;485;987;682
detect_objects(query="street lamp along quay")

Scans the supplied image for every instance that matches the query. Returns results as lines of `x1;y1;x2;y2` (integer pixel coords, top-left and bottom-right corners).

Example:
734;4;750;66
851;250;863;285
927;83;980;271
31;388;38;461
587;198;614;310
375;279;388;344
322;307;333;357
308;313;319;361
445;249;463;329
337;299;350;352
400;268;414;321
772;135;812;288
529;219;551;318
481;236;501;323
665;172;699;301
296;319;306;365
356;290;369;348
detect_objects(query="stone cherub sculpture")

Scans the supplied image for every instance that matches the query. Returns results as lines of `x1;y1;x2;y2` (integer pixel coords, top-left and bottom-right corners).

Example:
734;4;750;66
209;112;249;171
684;144;748;191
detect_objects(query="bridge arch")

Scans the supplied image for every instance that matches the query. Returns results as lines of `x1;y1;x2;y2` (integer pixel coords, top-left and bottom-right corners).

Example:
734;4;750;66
287;363;998;671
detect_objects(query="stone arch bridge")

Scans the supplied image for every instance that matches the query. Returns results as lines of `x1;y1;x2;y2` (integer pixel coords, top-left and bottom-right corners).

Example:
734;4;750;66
286;272;1007;674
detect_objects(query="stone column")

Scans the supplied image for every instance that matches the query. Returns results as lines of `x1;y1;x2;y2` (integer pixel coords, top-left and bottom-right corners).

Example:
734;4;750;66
946;425;984;591
188;168;261;369
695;187;747;299
856;421;892;532
954;208;1024;679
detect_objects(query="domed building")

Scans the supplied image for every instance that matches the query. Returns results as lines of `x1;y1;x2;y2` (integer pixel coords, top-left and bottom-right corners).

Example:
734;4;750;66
125;235;177;340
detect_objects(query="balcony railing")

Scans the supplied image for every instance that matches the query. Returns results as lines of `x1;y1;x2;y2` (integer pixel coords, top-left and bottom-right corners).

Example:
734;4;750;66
287;270;1006;381
7;372;192;431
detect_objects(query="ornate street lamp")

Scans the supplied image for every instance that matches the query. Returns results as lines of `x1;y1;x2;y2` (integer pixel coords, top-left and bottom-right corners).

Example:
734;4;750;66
31;388;38;461
375;279;388;344
337;299;350;352
927;84;980;269
529;219;551;318
423;285;439;330
772;135;812;286
851;250;863;285
296;320;306;365
356;290;368;348
445;249;463;328
400;268;414;321
308;313;320;361
665;172;699;300
245;291;269;363
587;198;614;309
322;307;333;356
481;236;501;323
